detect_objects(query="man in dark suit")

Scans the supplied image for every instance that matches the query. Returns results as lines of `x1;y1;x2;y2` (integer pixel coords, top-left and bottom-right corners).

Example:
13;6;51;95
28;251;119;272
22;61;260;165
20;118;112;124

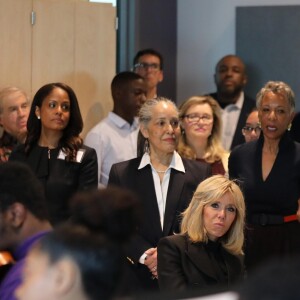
108;157;211;294
209;54;256;150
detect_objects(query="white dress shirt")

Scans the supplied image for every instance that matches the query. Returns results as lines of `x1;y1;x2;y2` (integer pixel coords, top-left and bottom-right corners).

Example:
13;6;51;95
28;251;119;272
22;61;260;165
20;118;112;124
221;92;244;150
84;112;139;187
137;151;185;264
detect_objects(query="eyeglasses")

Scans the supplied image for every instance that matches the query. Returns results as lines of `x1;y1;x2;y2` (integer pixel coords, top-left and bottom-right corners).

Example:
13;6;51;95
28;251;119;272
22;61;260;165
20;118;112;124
133;62;160;71
182;113;213;124
242;125;261;135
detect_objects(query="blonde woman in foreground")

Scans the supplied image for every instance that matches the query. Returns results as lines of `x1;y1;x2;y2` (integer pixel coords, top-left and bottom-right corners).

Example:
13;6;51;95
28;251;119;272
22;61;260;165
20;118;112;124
157;175;245;293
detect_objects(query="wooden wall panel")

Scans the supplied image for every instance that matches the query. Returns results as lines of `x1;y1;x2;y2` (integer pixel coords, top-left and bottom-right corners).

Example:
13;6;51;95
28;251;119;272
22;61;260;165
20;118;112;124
75;2;115;137
32;0;115;137
32;0;75;92
0;0;116;137
0;0;32;95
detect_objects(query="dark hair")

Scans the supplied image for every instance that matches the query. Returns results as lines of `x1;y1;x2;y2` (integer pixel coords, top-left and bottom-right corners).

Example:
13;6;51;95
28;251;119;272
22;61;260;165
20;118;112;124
25;82;83;161
0;161;48;220
238;257;300;300
37;186;141;300
133;48;164;70
69;186;141;242
111;71;144;100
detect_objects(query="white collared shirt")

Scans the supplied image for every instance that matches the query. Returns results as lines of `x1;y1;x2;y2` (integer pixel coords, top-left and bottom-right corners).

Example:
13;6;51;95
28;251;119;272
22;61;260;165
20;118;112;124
138;151;185;230
84;112;139;187
221;92;244;150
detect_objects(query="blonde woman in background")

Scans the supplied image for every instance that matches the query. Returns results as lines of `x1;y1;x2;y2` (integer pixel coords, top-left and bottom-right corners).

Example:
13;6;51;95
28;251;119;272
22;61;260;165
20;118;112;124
178;95;229;175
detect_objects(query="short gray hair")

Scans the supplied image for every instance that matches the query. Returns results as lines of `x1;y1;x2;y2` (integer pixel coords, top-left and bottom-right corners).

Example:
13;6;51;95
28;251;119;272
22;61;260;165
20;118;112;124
256;81;295;112
0;86;29;114
138;97;178;128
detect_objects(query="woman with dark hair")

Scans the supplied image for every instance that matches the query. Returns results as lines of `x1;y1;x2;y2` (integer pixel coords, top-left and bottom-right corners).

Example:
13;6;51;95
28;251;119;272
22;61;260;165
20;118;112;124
10;82;98;225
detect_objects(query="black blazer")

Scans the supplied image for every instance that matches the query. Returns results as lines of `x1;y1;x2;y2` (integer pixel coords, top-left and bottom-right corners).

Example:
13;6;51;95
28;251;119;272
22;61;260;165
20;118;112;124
108;155;211;290
209;93;256;150
10;144;98;225
158;234;244;293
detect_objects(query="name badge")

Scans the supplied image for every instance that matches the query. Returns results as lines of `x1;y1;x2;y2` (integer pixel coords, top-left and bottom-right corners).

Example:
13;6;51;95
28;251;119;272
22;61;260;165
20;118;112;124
57;149;86;163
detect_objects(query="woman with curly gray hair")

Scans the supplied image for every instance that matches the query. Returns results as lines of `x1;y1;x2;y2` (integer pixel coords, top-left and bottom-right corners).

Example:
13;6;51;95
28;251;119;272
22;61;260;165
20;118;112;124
229;81;300;272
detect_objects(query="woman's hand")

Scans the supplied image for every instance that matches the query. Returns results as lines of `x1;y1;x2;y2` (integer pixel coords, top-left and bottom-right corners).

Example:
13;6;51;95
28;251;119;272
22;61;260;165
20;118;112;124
144;247;158;278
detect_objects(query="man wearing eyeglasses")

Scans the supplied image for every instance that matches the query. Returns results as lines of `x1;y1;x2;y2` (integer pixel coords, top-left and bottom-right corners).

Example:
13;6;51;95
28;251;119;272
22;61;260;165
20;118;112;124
209;54;256;150
133;49;164;100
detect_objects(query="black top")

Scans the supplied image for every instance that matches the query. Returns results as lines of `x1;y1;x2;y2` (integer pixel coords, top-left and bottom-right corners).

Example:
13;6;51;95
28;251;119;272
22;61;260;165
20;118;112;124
229;132;300;221
157;234;243;292
10;143;98;225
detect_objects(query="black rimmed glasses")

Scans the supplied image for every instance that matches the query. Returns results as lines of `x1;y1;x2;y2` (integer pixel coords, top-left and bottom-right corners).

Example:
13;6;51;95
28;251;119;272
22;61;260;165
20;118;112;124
182;113;213;124
133;62;160;71
242;125;261;135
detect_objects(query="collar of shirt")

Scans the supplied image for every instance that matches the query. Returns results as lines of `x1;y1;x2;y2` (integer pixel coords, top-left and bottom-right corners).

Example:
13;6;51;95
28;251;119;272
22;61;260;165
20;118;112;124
223;91;244;112
14;231;50;260
108;112;139;130
138;151;185;173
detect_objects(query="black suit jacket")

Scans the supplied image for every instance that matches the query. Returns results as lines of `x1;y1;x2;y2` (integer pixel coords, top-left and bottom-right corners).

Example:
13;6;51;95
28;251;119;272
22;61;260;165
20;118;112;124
158;234;244;293
10;144;98;225
108;155;211;290
209;93;256;150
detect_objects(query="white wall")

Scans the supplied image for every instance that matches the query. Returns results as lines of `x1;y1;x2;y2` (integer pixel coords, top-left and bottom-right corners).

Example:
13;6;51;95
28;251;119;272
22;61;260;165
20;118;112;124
177;0;300;104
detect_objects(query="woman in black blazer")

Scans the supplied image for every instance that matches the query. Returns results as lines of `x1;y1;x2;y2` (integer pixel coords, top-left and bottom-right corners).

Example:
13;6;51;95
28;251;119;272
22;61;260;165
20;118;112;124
229;81;300;272
157;175;245;294
10;83;98;225
108;97;211;293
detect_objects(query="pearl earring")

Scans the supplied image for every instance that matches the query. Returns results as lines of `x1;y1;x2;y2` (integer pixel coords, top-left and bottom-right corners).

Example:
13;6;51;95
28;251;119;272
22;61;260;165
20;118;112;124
37;116;40;120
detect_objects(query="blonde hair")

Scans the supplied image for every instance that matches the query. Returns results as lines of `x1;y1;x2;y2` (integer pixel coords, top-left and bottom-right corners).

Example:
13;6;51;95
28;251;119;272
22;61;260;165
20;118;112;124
178;96;227;163
180;175;245;255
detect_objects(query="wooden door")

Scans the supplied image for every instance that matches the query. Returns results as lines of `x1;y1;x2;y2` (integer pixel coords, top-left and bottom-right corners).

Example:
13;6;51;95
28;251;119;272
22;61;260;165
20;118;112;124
0;0;32;94
32;0;116;137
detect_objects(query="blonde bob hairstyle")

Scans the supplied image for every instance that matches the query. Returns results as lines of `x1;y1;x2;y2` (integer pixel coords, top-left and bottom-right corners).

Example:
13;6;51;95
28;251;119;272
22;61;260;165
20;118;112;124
178;95;227;163
180;175;245;255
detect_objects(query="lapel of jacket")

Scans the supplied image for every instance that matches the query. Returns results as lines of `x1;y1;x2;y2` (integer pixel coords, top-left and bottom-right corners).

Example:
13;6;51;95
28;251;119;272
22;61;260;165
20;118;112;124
136;164;163;235
185;238;219;281
163;168;185;236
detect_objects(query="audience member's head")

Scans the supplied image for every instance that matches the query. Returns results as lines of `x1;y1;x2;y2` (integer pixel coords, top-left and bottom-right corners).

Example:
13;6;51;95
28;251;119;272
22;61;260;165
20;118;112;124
26;82;84;159
256;81;295;141
181;175;245;256
16;186;141;300
178;95;226;163
139;97;180;155
133;48;164;99
238;257;300;300
111;71;146;123
242;108;261;142
0;161;49;252
0;87;30;142
214;55;247;104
